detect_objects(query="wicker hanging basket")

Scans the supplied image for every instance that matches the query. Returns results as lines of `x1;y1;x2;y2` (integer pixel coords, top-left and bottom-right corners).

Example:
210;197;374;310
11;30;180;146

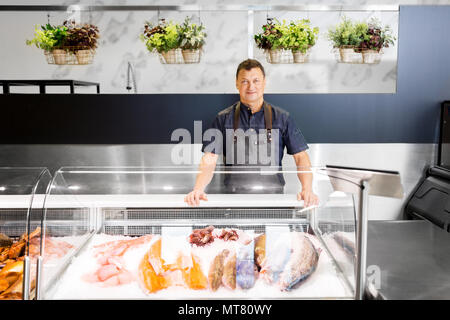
265;49;293;64
181;49;201;64
159;49;184;64
333;46;383;64
361;49;383;64
338;45;362;63
44;47;96;65
292;50;310;63
50;49;67;65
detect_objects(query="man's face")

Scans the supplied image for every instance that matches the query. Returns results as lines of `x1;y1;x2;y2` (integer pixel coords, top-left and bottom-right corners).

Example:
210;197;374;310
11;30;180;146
236;67;266;104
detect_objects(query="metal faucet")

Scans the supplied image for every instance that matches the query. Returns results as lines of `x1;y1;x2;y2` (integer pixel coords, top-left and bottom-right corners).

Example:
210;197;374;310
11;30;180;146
126;61;137;93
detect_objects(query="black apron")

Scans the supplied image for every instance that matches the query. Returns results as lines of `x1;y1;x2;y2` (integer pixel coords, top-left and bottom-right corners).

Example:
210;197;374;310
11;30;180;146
223;101;284;194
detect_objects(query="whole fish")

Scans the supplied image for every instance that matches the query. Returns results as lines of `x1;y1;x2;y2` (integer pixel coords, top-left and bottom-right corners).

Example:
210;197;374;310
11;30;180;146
278;232;320;291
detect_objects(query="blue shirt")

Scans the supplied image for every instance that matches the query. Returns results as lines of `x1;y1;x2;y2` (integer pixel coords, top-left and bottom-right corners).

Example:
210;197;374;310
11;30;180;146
201;100;309;166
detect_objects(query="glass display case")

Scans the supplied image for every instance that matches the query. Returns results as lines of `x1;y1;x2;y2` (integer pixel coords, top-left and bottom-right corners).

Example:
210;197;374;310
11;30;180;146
0;167;52;300
34;166;402;300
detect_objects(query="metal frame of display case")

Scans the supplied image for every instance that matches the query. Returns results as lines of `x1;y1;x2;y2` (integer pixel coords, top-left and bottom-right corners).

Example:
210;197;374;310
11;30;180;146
0;167;52;300
321;165;403;300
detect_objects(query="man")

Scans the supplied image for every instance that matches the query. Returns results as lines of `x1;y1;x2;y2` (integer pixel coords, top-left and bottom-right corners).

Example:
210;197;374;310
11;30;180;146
184;59;319;207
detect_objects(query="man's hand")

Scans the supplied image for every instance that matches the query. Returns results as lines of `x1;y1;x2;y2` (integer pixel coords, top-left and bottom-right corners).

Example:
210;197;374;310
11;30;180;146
297;189;319;207
184;189;208;207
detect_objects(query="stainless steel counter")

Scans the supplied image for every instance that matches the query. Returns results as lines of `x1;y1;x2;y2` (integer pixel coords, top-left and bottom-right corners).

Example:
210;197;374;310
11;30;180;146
367;220;450;299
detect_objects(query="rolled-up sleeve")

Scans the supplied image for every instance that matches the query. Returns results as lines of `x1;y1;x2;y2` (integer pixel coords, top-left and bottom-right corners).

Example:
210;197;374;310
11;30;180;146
283;115;309;155
201;115;224;155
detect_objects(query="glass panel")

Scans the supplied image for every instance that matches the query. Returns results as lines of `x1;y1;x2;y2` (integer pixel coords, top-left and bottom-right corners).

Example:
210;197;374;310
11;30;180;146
36;172;94;300
0;167;50;300
40;166;357;299
312;170;357;292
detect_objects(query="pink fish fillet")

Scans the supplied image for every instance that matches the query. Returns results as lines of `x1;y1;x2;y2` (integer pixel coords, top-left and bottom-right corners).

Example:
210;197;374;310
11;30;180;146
97;264;120;282
83;235;154;286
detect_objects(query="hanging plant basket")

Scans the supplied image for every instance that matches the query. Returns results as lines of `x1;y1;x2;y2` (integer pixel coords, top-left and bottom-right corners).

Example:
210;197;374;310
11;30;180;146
181;48;202;64
333;46;362;64
156;48;202;64
292;50;311;64
158;48;184;64
44;46;96;65
361;49;383;64
333;46;383;64
265;49;293;64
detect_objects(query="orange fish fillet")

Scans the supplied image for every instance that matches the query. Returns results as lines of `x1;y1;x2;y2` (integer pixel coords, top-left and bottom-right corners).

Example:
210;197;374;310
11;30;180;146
177;253;207;290
139;238;207;294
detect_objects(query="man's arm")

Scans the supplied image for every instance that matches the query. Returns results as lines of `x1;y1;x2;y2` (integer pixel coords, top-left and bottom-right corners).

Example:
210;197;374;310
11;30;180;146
184;152;219;206
293;151;319;207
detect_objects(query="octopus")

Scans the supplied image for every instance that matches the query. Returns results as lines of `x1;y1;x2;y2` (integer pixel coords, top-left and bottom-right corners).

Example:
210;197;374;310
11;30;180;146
217;229;239;242
188;226;215;247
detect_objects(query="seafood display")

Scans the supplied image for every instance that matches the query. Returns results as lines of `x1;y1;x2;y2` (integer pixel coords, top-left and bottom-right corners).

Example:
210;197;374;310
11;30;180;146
222;251;236;290
50;226;355;299
217;229;239;241
83;235;153;287
0;228;41;266
236;241;256;289
136;228;321;295
208;249;227;291
189;226;215;246
0;228;41;300
138;237;208;293
254;234;266;270
0;234;13;247
277;233;320;291
0;227;76;299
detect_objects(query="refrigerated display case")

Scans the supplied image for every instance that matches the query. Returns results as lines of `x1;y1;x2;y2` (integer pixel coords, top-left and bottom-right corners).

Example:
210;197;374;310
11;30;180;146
0;167;52;300
34;166;402;300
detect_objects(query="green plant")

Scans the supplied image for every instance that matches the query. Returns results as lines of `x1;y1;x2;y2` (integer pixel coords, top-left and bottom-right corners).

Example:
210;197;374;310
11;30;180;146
281;19;319;53
254;18;283;50
26;23;68;51
255;18;319;53
63;20;100;52
141;20;180;53
178;17;207;50
327;16;367;48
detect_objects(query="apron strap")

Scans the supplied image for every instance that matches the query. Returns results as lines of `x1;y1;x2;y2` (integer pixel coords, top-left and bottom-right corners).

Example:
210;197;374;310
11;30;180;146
233;101;272;142
264;103;272;142
234;102;241;132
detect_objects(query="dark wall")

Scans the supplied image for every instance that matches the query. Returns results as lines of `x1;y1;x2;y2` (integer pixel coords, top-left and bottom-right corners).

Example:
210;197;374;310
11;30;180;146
0;6;448;144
